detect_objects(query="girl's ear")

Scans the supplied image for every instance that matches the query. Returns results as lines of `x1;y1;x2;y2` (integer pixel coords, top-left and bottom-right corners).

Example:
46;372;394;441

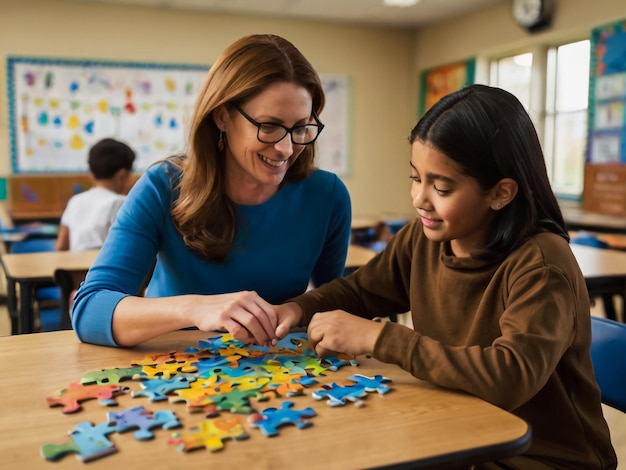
491;178;518;210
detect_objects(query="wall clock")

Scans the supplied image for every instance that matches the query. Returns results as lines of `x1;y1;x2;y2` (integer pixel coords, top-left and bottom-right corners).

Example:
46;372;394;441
512;0;554;33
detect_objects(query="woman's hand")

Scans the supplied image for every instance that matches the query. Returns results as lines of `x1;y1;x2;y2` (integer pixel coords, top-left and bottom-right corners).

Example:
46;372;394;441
188;291;278;345
307;310;384;358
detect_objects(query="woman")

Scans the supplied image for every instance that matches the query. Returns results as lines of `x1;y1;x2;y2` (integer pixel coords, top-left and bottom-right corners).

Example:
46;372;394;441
72;34;351;348
274;85;616;469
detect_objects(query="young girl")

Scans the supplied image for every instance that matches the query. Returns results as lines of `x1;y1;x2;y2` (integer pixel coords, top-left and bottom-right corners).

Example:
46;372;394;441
275;85;616;469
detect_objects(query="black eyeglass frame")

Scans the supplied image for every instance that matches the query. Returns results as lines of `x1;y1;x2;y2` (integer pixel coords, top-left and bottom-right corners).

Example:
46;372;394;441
230;102;325;145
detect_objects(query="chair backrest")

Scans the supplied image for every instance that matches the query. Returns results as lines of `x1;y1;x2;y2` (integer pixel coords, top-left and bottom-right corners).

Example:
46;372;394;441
10;237;56;254
53;262;155;328
589;316;626;412
53;268;88;329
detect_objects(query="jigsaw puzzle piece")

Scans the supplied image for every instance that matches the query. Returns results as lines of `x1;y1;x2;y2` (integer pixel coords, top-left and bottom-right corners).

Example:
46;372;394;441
169;378;232;414
346;374;392;395
294;356;329;376
131;375;195;401
81;366;143;385
46;382;127;413
321;354;359;371
197;333;244;353
107;406;180;440
247;401;316;437
41;421;117;462
169;416;249;452
271;332;310;353
311;382;368;407
211;388;262;414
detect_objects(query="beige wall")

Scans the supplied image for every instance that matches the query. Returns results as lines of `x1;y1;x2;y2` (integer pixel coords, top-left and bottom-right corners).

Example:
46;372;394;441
414;0;626;82
0;0;416;218
1;0;625;219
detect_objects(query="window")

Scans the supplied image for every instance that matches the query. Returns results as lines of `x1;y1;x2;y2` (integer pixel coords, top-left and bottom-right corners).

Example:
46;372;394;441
489;40;590;198
545;40;590;196
490;53;533;111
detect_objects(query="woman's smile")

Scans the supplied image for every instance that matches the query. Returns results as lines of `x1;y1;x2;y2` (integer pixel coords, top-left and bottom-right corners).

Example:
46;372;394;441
259;153;289;168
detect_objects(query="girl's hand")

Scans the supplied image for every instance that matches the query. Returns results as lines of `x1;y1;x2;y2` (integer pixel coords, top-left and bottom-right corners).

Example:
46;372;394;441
274;302;304;339
307;310;384;358
189;291;278;345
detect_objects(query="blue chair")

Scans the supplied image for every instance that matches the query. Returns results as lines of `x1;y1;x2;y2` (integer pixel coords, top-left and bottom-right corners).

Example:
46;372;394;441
590;316;626;412
10;238;63;331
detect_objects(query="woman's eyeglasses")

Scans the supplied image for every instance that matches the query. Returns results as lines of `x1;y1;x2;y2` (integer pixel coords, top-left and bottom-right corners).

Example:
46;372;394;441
231;102;324;145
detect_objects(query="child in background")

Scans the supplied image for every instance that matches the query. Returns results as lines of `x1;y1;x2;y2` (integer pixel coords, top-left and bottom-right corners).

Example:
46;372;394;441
55;138;135;252
368;221;393;252
274;85;616;469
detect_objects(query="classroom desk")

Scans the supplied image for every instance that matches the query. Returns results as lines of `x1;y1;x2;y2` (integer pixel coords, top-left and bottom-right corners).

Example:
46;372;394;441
571;244;626;321
0;329;531;469
562;207;626;234
0;249;99;335
345;244;378;269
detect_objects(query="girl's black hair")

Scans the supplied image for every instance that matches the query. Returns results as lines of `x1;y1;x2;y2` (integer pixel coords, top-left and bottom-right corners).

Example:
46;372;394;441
410;84;568;261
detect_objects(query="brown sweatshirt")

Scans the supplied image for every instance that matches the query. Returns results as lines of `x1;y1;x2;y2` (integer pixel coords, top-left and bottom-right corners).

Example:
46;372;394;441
291;219;617;469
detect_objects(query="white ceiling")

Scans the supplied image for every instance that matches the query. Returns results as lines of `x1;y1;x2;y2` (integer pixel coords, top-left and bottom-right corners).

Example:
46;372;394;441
71;0;507;29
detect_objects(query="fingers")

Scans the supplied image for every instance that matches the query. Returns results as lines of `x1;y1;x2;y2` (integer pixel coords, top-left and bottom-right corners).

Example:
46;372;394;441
274;302;303;340
225;292;278;345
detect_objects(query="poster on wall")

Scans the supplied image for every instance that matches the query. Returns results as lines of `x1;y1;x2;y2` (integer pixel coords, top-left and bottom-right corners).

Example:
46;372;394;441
587;19;626;164
7;57;350;177
419;59;475;116
7;57;210;173
317;74;350;176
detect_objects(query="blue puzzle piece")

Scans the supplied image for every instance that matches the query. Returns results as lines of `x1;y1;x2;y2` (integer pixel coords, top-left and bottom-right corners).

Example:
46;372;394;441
107;406;181;440
311;382;368;407
272;332;310;352
248;401;316;437
41;421;117;462
131;375;195;401
347;374;392;395
321;355;359;371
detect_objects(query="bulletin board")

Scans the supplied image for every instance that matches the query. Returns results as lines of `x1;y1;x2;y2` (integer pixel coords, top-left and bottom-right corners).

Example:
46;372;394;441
317;74;350;176
419;59;475;116
7;57;350;177
7;56;209;173
583;19;626;216
587;19;626;164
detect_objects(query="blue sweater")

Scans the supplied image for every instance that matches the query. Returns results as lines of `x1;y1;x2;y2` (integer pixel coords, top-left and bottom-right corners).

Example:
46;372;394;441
72;160;351;346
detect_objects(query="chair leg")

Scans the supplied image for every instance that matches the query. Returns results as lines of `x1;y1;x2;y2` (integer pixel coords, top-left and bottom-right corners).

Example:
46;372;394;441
601;294;618;321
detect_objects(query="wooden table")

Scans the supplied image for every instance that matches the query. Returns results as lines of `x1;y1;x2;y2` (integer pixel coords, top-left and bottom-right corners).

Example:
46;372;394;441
345;244;378;269
0;330;531;469
562;207;626;234
571;244;626;321
0;249;99;334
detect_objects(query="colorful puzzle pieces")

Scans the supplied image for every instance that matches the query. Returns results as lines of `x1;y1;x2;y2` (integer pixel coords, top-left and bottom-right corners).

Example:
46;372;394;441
169;416;249;452
107;406;181;440
247;401;316;437
311;374;392;406
42;332;392;463
131;375;195;401
81;366;143;385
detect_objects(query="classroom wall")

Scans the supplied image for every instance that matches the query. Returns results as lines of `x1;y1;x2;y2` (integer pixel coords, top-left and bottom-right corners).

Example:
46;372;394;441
0;0;416;219
2;0;625;221
413;0;625;85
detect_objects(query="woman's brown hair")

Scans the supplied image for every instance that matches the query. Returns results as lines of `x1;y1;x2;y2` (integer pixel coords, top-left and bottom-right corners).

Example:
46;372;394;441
170;34;325;262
